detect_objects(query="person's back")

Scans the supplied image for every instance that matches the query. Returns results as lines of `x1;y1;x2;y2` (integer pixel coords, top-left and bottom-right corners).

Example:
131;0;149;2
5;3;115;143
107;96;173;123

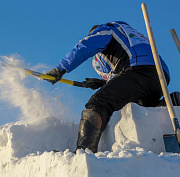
91;21;170;81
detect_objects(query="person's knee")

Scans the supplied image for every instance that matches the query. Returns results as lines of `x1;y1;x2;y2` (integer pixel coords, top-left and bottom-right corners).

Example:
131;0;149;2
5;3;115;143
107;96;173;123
81;109;108;131
81;109;102;130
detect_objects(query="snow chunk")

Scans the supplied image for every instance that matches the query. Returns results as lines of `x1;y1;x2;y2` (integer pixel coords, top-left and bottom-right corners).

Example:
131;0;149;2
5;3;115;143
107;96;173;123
99;103;180;154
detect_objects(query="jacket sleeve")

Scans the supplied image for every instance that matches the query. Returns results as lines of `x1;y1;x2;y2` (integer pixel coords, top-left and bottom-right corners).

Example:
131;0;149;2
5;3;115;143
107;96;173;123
58;25;113;73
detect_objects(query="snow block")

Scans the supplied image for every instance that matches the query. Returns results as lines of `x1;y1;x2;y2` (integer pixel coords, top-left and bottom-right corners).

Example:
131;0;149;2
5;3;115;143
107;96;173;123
1;103;180;177
0;103;180;163
0;117;79;162
99;103;180;154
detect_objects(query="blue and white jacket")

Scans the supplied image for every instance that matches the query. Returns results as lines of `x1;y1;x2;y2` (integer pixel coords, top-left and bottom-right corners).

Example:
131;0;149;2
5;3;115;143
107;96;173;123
58;21;170;81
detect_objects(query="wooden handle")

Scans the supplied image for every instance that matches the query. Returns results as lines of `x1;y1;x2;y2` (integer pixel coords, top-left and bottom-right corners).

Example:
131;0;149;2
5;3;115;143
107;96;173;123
141;3;178;132
170;29;180;53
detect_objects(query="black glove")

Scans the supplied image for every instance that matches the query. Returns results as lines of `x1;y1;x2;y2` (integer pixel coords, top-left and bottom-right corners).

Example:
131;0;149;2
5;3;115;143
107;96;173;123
46;67;66;85
81;78;106;90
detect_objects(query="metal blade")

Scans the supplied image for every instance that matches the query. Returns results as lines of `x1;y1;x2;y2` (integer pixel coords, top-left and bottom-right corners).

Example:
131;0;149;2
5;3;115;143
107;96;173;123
163;134;180;153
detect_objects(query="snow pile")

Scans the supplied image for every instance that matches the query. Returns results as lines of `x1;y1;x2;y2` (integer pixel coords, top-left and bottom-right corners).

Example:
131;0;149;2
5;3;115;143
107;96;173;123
0;56;180;177
0;103;180;177
1;147;180;177
1;104;180;177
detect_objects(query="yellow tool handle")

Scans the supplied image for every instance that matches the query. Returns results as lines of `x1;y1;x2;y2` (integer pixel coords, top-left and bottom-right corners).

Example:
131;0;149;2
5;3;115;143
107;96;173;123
3;62;84;87
24;70;74;85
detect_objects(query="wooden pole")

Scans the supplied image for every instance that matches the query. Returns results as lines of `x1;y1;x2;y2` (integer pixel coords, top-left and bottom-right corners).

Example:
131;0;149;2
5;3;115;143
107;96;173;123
141;3;180;143
170;29;180;53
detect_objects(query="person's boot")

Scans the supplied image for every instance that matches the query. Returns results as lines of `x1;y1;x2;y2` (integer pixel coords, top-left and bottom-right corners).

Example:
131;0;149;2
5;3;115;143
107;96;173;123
170;91;180;106
158;91;180;106
75;109;102;153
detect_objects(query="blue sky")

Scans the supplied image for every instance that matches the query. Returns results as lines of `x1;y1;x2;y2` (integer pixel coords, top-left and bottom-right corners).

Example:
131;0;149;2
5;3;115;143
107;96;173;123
0;0;180;125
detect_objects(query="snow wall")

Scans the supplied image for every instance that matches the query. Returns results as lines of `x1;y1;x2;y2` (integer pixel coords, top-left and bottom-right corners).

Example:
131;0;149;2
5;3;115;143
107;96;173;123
1;103;180;177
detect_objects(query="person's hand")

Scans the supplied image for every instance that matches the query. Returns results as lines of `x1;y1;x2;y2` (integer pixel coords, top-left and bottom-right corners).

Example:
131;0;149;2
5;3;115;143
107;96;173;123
81;78;106;90
45;67;66;85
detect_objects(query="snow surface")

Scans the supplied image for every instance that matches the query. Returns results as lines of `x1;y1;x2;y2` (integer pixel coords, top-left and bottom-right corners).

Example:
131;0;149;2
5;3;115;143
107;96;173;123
0;56;180;177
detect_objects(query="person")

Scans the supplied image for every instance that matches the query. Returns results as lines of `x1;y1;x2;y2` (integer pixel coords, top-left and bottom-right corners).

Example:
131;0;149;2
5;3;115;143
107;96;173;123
45;21;171;153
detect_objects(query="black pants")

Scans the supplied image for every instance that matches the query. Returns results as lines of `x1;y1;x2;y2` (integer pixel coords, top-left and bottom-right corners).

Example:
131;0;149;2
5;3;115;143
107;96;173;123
85;65;169;131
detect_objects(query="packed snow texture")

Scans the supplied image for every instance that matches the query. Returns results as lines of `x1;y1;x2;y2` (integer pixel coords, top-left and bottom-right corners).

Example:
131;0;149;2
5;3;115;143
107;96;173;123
0;56;180;177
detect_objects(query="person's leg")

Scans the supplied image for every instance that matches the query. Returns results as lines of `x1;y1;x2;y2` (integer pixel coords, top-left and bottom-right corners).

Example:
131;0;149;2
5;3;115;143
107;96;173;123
76;109;102;153
137;67;170;107
76;66;166;152
86;66;164;125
